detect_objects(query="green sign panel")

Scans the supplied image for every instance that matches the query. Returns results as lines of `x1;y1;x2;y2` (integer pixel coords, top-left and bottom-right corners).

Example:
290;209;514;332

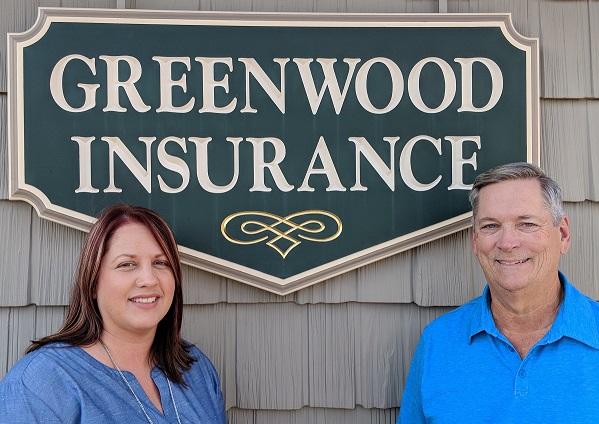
8;9;539;294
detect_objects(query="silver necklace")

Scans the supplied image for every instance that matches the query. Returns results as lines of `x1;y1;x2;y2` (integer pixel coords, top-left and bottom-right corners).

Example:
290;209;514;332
100;340;182;424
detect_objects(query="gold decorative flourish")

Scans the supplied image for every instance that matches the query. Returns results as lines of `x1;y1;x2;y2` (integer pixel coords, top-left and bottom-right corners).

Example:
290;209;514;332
221;210;342;258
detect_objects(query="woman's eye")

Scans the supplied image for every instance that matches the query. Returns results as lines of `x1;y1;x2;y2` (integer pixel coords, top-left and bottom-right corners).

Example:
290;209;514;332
154;260;170;267
117;262;135;268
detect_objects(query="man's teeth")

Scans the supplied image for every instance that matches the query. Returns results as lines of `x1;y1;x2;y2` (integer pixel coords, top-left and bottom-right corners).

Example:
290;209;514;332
132;297;157;303
498;259;527;264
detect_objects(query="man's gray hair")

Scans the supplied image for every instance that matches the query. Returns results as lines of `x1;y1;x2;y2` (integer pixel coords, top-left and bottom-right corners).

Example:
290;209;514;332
469;162;565;226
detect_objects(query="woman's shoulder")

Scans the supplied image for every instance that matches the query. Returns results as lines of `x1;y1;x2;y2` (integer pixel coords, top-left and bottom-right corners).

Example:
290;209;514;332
0;343;88;420
179;342;226;422
2;343;70;383
185;342;216;369
2;343;80;384
185;342;210;361
183;342;221;384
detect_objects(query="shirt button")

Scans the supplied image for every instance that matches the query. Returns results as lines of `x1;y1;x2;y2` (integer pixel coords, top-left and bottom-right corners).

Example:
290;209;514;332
519;370;527;378
508;346;515;352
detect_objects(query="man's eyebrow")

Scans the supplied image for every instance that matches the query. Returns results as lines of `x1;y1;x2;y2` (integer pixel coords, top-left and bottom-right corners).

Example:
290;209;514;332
476;215;540;224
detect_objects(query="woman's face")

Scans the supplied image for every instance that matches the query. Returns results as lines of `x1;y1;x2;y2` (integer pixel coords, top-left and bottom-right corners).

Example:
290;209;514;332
95;222;175;340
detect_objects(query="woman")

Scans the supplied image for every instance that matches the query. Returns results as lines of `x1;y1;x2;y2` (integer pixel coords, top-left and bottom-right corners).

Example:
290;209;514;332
0;205;226;423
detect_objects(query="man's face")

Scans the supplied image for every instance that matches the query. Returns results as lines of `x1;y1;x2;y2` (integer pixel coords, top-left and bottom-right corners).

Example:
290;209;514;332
472;179;570;295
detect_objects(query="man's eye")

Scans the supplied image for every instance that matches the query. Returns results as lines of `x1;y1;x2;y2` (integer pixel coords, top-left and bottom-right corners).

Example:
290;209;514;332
520;222;538;230
482;224;497;229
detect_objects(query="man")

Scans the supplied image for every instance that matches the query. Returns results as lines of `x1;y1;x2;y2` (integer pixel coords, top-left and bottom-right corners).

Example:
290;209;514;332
398;162;599;423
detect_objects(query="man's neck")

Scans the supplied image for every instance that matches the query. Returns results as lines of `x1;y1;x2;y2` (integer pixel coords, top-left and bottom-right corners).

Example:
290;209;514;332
489;281;563;359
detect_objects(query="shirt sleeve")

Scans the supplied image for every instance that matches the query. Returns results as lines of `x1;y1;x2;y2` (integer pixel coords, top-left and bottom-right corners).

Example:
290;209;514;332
202;352;226;424
0;379;62;423
188;346;227;424
213;370;226;424
397;333;428;424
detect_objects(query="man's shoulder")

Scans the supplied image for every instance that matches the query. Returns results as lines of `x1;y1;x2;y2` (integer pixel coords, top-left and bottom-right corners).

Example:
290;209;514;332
577;289;599;321
564;277;599;318
577;287;599;310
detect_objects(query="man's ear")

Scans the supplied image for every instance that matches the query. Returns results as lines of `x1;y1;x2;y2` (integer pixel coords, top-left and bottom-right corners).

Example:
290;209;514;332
559;215;571;255
472;227;479;256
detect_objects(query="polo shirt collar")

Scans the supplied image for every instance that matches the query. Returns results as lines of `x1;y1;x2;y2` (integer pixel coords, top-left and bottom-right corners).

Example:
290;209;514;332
467;285;499;342
467;271;599;350
544;272;599;349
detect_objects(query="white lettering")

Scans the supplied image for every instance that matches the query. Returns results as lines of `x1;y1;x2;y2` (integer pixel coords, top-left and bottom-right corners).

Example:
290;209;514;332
72;136;99;193
68;133;483;194
445;135;481;190
189;137;242;193
50;54;506;116
153;57;195;113
247;137;294;192
355;58;403;114
456;58;503;112
298;136;346;192
100;56;151;113
195;57;237;113
103;136;154;193
349;136;399;191
239;58;289;113
294;58;360;115
157;136;190;193
50;55;99;112
408;57;456;113
399;135;442;191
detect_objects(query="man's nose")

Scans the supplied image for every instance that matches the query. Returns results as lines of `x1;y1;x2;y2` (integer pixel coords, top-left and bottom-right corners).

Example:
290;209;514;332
496;226;521;251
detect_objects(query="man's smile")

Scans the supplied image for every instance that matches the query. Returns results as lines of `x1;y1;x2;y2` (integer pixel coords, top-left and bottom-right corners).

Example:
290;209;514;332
495;258;530;265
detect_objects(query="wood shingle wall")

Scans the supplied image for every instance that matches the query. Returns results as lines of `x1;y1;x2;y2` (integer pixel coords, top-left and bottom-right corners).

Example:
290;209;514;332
1;1;597;422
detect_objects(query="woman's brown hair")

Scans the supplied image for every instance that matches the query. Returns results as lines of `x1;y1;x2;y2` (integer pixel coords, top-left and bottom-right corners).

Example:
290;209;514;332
27;204;195;385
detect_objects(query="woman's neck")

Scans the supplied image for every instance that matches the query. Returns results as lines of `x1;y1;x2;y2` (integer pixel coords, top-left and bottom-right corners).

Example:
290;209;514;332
99;330;155;371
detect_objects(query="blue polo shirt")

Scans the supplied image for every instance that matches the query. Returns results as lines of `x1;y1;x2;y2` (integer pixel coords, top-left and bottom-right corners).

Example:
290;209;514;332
398;272;599;423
